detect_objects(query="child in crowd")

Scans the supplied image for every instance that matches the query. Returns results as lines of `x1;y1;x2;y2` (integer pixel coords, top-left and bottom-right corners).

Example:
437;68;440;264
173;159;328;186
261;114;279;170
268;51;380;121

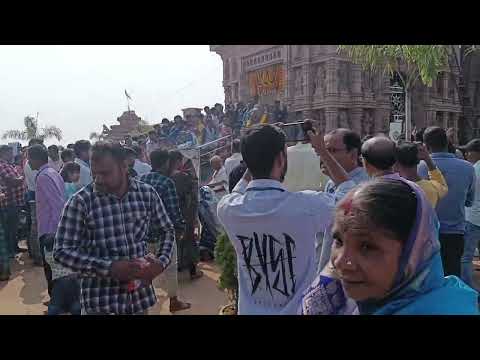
60;162;81;200
41;235;80;315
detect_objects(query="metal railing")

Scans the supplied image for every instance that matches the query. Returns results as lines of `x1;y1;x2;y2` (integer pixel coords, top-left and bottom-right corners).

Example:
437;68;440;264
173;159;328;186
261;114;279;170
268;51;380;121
197;135;233;185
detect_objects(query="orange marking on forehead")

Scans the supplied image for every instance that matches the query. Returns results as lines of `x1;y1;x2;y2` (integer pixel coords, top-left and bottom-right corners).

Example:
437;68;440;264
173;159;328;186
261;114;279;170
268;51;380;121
340;196;354;216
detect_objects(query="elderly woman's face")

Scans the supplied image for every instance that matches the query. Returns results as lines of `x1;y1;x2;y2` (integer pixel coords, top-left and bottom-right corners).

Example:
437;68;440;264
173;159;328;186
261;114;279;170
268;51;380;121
330;205;403;302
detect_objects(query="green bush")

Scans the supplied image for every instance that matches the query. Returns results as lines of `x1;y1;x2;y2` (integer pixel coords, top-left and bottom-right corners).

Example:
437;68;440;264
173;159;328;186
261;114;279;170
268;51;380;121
214;232;238;308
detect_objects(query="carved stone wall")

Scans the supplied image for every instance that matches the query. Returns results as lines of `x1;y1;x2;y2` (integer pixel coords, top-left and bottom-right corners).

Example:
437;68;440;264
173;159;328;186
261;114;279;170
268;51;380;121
211;45;464;137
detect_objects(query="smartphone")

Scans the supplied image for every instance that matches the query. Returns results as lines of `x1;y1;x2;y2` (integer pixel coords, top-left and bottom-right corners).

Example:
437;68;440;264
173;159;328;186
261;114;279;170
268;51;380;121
282;120;315;142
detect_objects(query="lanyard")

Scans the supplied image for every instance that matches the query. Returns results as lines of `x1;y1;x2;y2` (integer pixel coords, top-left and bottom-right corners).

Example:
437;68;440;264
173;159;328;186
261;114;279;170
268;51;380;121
246;187;285;193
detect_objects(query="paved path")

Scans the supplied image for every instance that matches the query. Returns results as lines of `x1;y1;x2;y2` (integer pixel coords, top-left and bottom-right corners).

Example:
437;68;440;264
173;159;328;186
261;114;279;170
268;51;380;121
0;241;229;315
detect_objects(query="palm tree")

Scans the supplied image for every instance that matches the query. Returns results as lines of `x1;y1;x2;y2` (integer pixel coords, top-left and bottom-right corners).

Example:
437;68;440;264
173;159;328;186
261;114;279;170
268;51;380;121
2;115;63;142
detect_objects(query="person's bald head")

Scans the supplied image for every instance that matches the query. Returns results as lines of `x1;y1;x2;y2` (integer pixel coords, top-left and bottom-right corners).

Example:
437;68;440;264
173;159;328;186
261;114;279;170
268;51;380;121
210;155;223;171
361;136;397;176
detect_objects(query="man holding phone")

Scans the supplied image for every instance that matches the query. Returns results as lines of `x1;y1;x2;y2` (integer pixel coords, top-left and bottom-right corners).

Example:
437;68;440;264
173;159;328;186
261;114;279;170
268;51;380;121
217;123;355;315
394;141;448;208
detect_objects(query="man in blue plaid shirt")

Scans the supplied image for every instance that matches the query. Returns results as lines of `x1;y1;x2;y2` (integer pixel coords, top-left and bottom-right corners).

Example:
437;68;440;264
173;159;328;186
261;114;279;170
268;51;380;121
140;149;193;312
54;142;175;315
140;150;184;230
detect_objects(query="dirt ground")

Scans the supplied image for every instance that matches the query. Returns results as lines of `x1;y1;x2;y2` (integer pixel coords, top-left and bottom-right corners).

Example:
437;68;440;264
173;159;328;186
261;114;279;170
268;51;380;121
1;242;479;315
0;241;229;315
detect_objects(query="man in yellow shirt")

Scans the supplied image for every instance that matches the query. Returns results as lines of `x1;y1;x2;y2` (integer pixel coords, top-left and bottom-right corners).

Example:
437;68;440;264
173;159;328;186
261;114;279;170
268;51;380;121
394;141;448;207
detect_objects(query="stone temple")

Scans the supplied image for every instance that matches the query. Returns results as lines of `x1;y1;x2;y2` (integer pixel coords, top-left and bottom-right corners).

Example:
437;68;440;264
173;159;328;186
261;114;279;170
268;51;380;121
102;110;143;141
210;45;480;141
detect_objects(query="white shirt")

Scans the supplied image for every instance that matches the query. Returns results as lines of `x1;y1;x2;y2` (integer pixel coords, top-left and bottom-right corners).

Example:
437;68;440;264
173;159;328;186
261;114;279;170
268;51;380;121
44;249;75;281
23;162;38;192
209;166;228;198
217;178;355;315
75;158;92;188
283;143;329;192
466;160;480;226
48;158;63;172
224;152;243;179
133;159;152;177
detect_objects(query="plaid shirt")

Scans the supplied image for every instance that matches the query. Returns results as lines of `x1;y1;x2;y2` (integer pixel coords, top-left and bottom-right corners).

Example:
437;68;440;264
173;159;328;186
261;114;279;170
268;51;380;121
139;171;185;230
0;160;25;207
53;178;175;315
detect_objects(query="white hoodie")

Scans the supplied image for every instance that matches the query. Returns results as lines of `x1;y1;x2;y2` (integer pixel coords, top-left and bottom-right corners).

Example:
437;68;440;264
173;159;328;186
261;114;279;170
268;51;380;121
217;178;355;315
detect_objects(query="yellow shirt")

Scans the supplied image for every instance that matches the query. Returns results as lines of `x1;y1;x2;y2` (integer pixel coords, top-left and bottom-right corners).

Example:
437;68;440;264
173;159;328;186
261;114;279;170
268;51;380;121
416;168;448;208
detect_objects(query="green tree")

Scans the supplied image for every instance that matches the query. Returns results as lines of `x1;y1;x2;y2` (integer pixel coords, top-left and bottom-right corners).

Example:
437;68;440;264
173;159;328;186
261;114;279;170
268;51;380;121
2;115;63;142
338;45;450;140
214;232;238;313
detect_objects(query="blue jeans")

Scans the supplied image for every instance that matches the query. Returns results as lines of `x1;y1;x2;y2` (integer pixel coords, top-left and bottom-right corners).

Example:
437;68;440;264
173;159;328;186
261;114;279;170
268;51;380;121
47;275;81;315
461;221;480;288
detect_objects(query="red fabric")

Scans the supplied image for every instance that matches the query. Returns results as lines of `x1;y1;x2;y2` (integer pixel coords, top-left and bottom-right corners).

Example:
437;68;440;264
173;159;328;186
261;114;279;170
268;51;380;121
0;160;25;207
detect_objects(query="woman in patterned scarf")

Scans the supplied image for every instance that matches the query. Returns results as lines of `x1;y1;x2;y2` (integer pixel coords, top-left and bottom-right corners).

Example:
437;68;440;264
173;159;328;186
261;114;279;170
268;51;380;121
301;178;479;315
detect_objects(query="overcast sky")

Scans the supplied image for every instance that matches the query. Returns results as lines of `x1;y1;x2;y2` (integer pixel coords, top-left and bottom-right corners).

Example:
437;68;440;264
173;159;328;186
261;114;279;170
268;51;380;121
0;45;224;145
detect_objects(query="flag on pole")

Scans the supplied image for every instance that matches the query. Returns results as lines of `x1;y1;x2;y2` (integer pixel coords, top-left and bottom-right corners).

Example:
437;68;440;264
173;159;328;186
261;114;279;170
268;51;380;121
125;89;132;100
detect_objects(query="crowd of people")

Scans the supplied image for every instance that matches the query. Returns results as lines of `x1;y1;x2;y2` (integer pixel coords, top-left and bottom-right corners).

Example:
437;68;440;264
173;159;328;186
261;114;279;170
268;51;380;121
0;133;209;314
126;100;289;159
218;123;480;315
1;99;480;315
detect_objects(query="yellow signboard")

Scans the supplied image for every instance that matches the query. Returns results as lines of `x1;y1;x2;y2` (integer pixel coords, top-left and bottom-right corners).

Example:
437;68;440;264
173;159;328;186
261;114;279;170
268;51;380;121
248;64;285;97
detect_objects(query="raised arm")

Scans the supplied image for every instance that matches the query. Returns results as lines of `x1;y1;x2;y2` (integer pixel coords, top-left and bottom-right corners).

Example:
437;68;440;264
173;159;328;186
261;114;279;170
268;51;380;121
308;125;349;186
417;143;448;199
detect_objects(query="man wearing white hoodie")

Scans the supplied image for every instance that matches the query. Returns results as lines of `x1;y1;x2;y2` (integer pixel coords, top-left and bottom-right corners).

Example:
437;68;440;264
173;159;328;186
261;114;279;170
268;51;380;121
217;124;355;315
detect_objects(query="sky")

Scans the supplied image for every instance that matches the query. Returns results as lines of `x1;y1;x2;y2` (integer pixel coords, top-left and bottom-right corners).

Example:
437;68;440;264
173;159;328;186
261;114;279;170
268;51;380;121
0;45;224;146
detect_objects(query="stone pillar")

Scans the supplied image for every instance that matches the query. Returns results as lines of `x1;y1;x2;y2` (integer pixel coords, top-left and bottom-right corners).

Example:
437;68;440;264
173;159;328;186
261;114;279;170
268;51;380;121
302;64;310;99
425;110;435;127
442;112;449;129
326;59;337;96
350;108;363;135
351;64;362;95
325;108;338;132
453;112;460;143
224;57;230;82
443;74;449;101
284;46;292;105
374;108;390;133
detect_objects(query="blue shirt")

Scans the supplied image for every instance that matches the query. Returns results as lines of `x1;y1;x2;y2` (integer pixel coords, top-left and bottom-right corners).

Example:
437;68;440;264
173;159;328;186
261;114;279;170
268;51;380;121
418;152;475;234
139;171;185;230
466;160;480;226
324;166;370;194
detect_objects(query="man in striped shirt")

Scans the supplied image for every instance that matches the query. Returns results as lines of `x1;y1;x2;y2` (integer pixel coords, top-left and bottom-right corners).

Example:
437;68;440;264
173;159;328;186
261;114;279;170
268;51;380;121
54;141;175;315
